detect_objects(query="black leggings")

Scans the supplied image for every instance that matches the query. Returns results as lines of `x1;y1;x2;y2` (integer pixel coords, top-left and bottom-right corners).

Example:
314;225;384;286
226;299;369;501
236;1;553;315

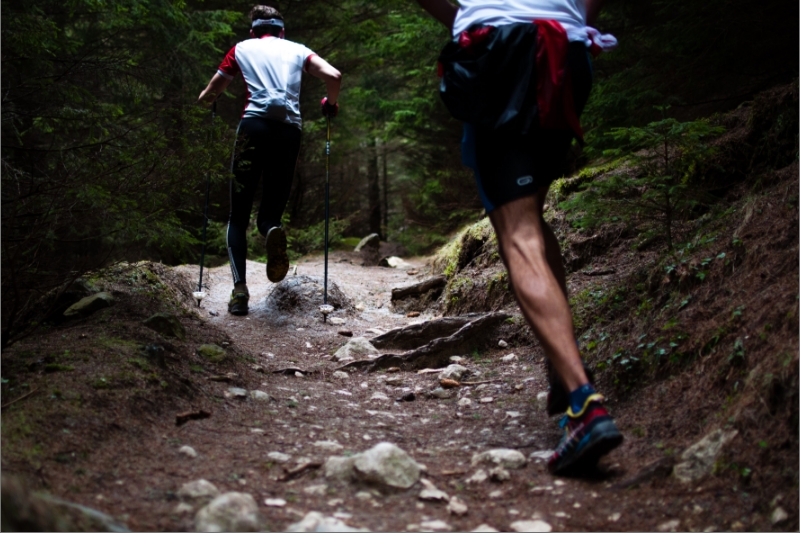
227;117;301;285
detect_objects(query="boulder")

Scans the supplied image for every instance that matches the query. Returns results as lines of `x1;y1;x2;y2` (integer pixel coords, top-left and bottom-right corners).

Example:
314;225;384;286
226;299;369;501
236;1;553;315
264;275;352;317
194;492;260;532
379;256;413;270
63;292;114;318
333;337;378;361
440;364;468;382
471;449;527;470
673;429;738;483
323;456;358;482
143;313;186;341
177;479;220;504
353;442;422;490
286;511;368;532
197;344;226;363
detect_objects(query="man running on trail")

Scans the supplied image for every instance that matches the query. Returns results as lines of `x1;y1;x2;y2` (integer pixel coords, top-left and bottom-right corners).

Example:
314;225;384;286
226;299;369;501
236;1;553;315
415;0;622;475
198;5;341;316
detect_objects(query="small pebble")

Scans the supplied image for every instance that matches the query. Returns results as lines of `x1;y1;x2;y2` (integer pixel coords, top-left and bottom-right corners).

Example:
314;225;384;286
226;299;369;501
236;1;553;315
264;498;286;507
498;340;508;348
178;445;198;458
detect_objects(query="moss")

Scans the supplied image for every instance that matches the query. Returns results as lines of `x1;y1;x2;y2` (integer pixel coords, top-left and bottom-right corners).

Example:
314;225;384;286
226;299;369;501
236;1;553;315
198;344;227;363
432;217;496;278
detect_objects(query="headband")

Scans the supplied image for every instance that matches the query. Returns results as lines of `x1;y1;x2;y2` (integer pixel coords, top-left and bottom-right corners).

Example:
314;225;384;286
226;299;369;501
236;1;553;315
252;18;284;28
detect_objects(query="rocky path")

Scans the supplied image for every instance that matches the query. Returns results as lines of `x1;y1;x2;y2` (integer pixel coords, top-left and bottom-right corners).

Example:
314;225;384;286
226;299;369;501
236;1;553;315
155;252;758;533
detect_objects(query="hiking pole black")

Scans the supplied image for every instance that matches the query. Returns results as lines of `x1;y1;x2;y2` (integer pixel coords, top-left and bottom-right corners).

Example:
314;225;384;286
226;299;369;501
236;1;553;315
320;117;334;323
194;100;216;307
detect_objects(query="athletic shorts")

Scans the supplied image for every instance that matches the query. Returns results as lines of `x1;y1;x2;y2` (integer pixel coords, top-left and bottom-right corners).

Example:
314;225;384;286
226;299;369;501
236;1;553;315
462;41;593;213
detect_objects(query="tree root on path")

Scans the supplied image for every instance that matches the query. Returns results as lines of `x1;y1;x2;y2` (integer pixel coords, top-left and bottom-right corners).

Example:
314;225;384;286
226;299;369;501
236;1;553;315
338;311;511;372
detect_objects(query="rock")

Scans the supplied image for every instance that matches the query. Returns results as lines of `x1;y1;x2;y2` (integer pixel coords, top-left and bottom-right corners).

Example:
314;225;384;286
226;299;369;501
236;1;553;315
370;392;390;402
264;498;286;507
447;496;468;516
479;397;494;404
510;520;551;532
397;392;416;402
313;441;344;453
488;467;510;482
457;398;472;408
333;371;350;380
339;330;353;337
250;390;271;401
501;353;517;363
673;429;738;483
418;479;449;502
303;484;328;496
355;302;366;311
488;489;503;498
385;376;403;386
354;234;380;252
225;387;247;400
466;469;488;484
353;442;422;489
657;519;681;532
430;388;452;399
63;292;114;318
471;449;527;470
528;450;553;462
449;356;465;363
195;492;259;532
498;340;508;348
379;256;413;270
198;344;227;363
143;313;186;341
324;456;358;482
471;525;499;532
607;512;621;522
178;445;198;458
771;507;789;526
178;479;220;503
174;502;194;514
265;275;353;318
267;452;291;464
333;337;379;362
440;364;468;382
286;511;368;533
535;391;548;410
329;317;346;325
419;519;451;531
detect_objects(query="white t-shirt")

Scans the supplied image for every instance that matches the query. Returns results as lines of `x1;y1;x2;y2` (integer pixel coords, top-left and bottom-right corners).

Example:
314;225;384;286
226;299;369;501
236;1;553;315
218;36;316;127
453;0;589;43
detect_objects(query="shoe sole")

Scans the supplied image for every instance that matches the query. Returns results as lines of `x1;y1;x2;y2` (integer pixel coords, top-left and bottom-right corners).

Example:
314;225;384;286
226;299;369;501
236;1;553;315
549;420;623;475
266;227;289;283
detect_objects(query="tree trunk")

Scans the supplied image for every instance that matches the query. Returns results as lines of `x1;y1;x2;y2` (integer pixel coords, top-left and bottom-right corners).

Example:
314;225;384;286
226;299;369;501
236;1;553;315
382;142;389;239
367;137;382;238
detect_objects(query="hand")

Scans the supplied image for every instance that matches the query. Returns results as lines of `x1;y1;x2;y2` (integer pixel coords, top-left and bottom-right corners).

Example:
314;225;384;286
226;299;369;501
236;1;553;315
321;97;339;118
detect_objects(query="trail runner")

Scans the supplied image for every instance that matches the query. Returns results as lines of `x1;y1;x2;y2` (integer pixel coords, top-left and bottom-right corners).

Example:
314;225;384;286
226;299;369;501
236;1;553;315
198;5;341;316
415;0;622;475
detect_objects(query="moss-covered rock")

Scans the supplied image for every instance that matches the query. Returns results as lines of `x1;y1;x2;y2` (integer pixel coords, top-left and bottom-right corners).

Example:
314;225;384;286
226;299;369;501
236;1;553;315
197;344;226;363
62;292;114;318
143;313;186;341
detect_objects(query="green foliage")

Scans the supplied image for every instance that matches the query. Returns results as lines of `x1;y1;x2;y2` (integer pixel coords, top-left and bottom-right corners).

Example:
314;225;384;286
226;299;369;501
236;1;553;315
561;109;724;249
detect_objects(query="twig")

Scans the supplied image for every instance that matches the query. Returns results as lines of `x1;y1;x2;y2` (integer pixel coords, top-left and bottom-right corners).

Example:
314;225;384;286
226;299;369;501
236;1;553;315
1;387;38;410
460;379;502;386
278;461;323;482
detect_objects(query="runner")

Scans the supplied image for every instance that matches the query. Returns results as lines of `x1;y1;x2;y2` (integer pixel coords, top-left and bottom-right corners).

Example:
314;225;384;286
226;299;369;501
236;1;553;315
415;0;623;475
197;5;341;315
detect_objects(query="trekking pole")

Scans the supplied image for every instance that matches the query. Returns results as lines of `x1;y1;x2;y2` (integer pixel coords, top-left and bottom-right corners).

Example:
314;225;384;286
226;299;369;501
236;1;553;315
194;100;216;307
320;117;334;323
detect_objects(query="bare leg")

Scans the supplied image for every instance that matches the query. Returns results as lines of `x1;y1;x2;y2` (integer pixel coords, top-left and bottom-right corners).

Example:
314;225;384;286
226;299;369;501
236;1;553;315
489;190;588;392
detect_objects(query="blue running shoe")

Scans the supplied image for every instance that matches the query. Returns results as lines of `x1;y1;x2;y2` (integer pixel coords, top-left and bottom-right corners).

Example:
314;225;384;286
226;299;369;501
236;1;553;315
548;393;623;475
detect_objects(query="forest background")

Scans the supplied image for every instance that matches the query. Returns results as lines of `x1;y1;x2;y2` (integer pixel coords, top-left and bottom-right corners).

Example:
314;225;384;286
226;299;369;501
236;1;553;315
2;0;798;347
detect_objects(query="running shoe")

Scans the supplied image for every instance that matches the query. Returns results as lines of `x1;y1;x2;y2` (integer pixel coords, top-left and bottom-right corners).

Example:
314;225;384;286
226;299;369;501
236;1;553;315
227;290;249;316
548;393;623;475
266;226;289;283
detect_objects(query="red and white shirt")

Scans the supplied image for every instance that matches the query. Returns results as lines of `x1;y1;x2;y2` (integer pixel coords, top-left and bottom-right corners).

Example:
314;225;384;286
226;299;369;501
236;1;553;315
218;35;316;128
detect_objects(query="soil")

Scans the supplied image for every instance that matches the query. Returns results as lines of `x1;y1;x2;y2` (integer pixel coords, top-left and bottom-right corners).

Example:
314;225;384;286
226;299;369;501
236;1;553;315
2;237;797;532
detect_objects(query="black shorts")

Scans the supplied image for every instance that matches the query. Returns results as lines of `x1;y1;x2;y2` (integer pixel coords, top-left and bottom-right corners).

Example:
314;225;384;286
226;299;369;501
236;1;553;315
462;42;593;212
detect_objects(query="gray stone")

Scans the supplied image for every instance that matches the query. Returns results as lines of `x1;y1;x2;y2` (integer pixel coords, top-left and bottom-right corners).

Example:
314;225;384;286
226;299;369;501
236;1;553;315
178;479;220;503
197;344;226;363
471;449;527;470
440;364;468;382
354;234;380;252
771;507;789;526
418;479;449;502
510;520;551;532
267;452;291;464
457;398;472;408
303;483;328;496
324;456;358;482
370;392;390;402
143;313;186;341
353;442;422;490
466;469;488;484
447;496;468;516
501;353;517;363
63;292;114;317
385;376;403;386
380;256;413;270
250;390;271;401
332;371;350;380
471;525;499;532
313;441;344;453
286;511;368;532
657;519;681;532
498;340;508;348
429;388;452;399
673;429;738;483
178;445;198;458
174;502;194;515
194;492;260;532
264;498;286;507
333;337;379;361
265;276;353;318
225;387;247;399
488;467;510;482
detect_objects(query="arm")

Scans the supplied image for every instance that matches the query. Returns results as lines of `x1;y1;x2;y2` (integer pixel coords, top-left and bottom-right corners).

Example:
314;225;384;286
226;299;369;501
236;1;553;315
415;0;458;31
306;55;342;104
585;0;607;27
197;73;232;106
